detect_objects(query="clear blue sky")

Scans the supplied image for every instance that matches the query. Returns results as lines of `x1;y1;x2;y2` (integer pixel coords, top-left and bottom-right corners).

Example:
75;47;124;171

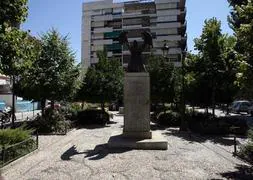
22;0;233;63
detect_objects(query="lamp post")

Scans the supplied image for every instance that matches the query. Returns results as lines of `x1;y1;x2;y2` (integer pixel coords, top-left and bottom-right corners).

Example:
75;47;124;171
162;43;169;61
180;50;187;131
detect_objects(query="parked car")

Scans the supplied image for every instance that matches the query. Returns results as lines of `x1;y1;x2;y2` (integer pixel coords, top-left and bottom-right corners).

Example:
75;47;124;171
229;100;251;113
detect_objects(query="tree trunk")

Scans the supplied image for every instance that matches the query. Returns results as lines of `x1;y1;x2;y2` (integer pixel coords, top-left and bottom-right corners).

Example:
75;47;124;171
11;76;16;128
212;86;215;117
51;100;55;110
180;58;187;131
101;102;105;112
81;102;85;109
206;107;209;114
226;103;229;115
41;99;46;117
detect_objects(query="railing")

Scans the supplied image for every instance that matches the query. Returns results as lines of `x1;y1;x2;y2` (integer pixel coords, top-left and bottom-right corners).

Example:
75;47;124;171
0;131;38;168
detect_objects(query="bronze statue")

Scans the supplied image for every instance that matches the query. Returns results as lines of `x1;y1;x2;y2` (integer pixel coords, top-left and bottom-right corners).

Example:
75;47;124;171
118;31;153;72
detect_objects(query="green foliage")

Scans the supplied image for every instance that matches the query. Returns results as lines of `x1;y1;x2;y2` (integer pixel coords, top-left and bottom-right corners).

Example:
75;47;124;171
0;0;28;29
147;55;175;104
76;109;109;126
228;0;253;99
186;18;239;110
77;50;124;109
0;127;33;146
156;111;181;127
0;28;39;76
16;29;80;102
238;128;253;164
32;108;69;134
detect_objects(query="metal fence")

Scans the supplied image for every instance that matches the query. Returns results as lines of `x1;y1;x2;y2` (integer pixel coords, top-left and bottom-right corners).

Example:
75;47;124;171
0;131;38;168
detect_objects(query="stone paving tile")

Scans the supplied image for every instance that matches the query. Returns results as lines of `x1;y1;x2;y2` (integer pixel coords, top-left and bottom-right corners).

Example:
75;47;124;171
2;114;251;180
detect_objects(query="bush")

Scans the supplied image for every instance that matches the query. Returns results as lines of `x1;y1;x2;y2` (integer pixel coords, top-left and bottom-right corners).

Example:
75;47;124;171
76;109;109;126
0;128;36;167
185;112;249;135
0;128;33;146
156;111;181;127
31;108;70;134
238;128;253;164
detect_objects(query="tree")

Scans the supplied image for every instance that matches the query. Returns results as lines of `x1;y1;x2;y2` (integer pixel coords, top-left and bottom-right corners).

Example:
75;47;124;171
194;18;224;116
185;53;212;111
147;55;175;108
0;0;32;127
0;0;28;30
216;35;239;113
0;29;38;127
228;0;253;98
78;51;124;111
16;29;79;115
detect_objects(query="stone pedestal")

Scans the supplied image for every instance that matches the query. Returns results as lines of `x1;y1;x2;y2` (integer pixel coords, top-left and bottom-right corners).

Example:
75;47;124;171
108;73;168;150
123;73;151;139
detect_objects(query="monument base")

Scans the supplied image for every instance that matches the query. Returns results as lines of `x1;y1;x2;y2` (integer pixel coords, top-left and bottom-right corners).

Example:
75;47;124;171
123;131;152;139
108;131;168;150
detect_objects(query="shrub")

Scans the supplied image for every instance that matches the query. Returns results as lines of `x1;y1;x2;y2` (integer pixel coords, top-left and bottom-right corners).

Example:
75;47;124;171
0;128;33;146
76;109;109;126
185;112;249;135
31;108;69;134
156;111;181;127
238;128;253;164
0;128;36;167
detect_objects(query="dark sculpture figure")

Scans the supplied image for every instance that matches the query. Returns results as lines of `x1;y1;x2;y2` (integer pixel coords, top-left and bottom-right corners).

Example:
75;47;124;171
118;31;153;72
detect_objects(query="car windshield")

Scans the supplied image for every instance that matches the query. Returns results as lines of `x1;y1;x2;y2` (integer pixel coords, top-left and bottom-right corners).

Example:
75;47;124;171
231;102;239;108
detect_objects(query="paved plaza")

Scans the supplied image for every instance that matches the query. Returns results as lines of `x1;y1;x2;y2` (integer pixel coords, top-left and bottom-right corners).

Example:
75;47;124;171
1;114;252;180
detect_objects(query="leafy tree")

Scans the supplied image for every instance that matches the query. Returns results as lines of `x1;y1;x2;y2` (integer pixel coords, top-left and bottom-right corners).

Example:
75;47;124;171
194;18;224;116
216;35;239;112
0;29;38;127
147;55;175;107
0;0;28;30
16;29;80;114
228;0;253;98
0;0;32;127
185;53;212;110
78;51;124;111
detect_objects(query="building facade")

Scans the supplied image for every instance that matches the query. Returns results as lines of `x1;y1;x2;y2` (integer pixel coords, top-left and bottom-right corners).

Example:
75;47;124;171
82;0;186;69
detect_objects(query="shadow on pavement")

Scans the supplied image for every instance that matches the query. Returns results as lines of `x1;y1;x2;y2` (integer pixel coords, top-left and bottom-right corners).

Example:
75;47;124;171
61;144;131;161
163;128;246;146
217;164;253;180
74;120;117;130
61;145;86;160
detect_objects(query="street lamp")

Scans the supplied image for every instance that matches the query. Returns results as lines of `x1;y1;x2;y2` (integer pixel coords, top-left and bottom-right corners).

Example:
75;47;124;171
162;43;169;60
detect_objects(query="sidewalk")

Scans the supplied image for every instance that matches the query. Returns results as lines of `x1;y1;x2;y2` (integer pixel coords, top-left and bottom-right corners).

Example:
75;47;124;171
2;114;252;180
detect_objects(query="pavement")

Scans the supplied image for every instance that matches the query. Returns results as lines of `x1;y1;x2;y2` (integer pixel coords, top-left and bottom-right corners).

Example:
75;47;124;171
1;114;252;180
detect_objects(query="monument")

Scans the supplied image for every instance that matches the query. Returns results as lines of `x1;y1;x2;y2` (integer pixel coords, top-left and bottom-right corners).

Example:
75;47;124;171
108;31;168;150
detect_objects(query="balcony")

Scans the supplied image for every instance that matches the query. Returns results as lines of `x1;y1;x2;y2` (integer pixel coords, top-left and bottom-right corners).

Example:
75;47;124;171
105;43;122;51
104;31;122;39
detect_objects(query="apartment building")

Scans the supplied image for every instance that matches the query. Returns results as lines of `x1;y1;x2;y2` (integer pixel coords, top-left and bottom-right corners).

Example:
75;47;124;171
81;0;186;69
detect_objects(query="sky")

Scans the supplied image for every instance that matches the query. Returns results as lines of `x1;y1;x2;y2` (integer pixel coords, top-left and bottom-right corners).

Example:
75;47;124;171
22;0;234;63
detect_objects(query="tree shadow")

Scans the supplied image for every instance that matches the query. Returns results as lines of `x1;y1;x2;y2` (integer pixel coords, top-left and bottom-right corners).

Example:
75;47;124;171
61;145;86;160
83;144;131;160
217;164;253;180
74;120;117;129
163;128;246;146
61;144;131;161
